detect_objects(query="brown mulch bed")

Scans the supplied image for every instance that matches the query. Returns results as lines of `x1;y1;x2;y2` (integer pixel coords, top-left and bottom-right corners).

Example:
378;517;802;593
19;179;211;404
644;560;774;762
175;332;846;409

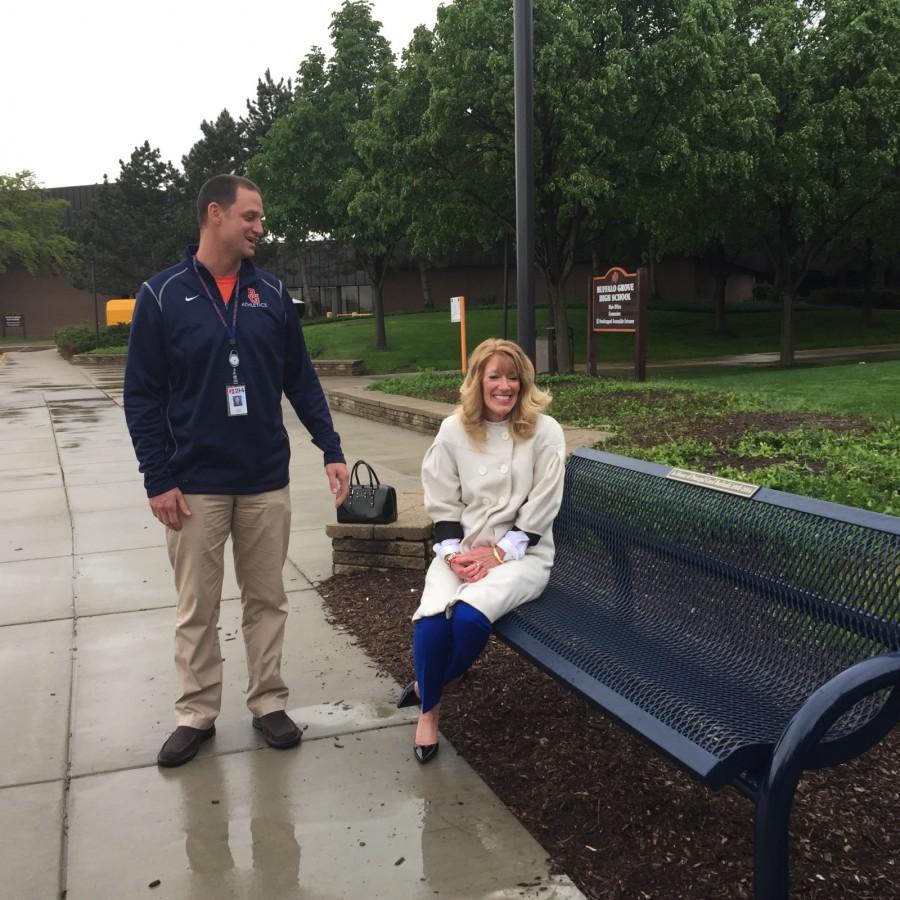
321;570;900;900
619;409;873;451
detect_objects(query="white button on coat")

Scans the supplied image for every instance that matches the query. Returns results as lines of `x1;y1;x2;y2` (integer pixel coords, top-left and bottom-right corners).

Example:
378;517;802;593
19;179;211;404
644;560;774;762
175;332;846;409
478;465;487;475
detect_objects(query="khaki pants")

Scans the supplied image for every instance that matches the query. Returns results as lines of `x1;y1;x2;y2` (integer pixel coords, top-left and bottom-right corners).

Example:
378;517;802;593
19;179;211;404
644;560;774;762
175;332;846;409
166;487;292;728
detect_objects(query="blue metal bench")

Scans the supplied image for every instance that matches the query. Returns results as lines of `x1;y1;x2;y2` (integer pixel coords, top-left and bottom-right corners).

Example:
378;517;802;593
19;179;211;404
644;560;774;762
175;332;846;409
494;448;900;899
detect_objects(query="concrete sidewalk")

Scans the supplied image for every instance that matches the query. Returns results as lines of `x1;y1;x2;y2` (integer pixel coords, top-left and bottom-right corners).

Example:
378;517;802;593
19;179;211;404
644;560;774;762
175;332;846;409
0;349;583;900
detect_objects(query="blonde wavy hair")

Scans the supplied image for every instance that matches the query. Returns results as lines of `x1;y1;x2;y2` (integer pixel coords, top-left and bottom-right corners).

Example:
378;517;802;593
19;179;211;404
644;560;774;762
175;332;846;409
458;339;550;444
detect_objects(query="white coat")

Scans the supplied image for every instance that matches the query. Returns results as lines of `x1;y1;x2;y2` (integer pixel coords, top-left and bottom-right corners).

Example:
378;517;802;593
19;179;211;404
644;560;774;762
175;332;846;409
412;412;567;623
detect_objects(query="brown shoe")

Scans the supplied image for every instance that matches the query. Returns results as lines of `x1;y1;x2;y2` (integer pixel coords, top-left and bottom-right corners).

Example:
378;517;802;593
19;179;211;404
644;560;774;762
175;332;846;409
157;725;215;767
252;711;302;749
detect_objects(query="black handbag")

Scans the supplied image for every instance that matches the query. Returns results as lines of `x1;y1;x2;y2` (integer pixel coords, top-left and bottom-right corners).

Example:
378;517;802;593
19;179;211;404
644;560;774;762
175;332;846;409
337;460;398;524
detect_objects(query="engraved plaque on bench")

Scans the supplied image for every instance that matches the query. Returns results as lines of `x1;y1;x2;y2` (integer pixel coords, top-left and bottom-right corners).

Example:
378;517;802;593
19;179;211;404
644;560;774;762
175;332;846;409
666;467;760;498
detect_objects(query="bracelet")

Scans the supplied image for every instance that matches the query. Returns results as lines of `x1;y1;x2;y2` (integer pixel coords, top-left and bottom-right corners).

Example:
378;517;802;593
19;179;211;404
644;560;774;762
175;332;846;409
491;545;505;564
445;552;461;567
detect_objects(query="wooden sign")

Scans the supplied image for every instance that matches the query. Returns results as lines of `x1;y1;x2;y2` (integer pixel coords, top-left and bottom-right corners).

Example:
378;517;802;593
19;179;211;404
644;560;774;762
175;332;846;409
592;268;638;332
2;314;25;338
587;267;648;381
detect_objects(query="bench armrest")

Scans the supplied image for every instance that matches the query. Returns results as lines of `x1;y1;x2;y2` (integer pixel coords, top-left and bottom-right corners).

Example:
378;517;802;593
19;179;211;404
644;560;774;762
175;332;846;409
768;651;900;784
754;652;900;898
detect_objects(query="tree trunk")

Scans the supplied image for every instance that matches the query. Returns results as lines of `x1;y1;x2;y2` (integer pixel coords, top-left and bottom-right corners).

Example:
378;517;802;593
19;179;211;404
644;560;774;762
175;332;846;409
356;249;392;351
299;245;313;315
713;270;728;335
374;281;387;350
780;291;794;367
771;245;795;367
547;280;573;373
418;259;433;310
648;236;659;300
862;238;874;328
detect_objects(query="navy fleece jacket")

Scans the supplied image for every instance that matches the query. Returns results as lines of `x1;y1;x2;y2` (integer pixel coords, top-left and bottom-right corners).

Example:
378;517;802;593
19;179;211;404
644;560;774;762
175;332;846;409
124;249;344;497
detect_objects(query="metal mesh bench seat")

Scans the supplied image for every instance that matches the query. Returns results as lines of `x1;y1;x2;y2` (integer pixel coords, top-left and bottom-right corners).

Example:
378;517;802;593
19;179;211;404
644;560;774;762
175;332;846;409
493;449;900;898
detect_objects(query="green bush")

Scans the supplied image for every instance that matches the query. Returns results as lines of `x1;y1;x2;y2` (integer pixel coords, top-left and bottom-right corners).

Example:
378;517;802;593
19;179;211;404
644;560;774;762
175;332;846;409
98;322;131;348
54;325;97;358
54;322;132;357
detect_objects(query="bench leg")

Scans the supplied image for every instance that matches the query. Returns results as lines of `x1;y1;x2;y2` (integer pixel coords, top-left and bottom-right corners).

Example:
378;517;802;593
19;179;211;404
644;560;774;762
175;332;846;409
753;785;793;900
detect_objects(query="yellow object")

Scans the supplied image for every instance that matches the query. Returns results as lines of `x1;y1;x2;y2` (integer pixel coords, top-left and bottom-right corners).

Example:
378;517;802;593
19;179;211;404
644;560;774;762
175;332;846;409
106;298;136;326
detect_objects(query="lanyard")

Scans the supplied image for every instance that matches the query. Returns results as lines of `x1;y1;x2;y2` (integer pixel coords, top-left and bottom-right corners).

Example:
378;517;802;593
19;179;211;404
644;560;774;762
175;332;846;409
193;256;240;346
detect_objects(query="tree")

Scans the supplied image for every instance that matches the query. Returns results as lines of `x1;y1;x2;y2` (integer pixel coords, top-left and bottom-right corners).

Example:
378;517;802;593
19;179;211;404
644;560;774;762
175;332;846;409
242;69;294;158
632;0;772;335
0;172;75;274
250;1;397;349
368;0;630;371
73;142;189;296
176;71;294;235
371;0;748;371
176;110;248;235
182;110;246;190
741;0;900;364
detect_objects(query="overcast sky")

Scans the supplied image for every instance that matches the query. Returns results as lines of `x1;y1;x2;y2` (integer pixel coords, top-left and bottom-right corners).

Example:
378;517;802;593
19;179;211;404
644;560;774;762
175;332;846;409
2;1;444;188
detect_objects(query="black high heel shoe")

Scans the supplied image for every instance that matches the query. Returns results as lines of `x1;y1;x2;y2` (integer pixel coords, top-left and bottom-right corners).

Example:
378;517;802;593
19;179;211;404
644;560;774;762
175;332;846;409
397;680;420;709
414;742;439;764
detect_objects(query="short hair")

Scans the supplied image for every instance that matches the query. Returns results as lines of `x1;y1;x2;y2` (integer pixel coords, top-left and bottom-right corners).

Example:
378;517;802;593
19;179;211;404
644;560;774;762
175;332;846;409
458;338;550;444
197;174;261;227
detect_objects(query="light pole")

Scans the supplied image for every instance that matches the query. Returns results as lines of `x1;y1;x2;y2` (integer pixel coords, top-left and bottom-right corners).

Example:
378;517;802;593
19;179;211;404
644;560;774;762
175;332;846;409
91;257;100;343
514;0;536;363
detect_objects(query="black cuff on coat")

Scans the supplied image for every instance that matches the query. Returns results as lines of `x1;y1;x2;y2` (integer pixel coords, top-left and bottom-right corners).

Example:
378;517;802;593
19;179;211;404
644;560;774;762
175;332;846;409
522;530;541;547
433;521;464;542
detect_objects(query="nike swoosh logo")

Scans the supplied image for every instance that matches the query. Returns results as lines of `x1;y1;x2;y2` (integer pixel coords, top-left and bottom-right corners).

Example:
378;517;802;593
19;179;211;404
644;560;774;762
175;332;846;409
185;295;199;302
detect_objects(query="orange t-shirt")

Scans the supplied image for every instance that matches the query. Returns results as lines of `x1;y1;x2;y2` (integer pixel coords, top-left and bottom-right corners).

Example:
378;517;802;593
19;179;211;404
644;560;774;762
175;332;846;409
215;275;238;303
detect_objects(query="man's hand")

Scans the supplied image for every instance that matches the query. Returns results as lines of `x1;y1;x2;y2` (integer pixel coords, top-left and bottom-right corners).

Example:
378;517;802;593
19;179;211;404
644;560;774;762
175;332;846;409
149;487;192;530
326;462;350;507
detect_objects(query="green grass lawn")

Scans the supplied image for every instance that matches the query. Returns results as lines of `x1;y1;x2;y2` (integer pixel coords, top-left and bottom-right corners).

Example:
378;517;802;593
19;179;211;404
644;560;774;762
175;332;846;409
369;363;900;515
654;360;900;421
0;335;52;345
64;305;900;371
301;305;900;373
85;345;128;355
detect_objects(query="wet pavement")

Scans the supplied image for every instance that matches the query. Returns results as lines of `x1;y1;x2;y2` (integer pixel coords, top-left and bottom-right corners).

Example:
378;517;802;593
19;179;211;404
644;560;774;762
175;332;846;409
0;349;582;900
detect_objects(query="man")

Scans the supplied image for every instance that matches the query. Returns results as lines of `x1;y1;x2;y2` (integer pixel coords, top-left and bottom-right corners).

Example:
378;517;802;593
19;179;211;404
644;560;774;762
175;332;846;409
124;174;349;767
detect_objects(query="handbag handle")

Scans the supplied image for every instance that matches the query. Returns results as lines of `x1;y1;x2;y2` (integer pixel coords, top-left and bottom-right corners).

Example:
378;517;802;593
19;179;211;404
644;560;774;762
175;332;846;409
350;460;381;487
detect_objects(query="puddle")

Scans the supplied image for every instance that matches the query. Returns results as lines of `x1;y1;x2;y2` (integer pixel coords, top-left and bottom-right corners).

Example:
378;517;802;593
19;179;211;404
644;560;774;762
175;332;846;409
48;400;117;427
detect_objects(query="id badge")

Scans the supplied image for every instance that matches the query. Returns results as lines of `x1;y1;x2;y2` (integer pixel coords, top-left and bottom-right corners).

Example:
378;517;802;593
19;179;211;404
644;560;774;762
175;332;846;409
226;384;249;416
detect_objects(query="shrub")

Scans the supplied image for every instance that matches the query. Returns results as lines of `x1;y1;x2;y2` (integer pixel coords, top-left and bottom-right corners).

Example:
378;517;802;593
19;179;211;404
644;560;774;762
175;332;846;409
98;322;131;348
54;322;132;357
54;325;96;358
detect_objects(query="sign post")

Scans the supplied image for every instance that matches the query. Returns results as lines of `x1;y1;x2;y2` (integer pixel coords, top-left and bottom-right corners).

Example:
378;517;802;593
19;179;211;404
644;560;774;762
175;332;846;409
450;295;468;374
588;267;648;381
2;314;25;339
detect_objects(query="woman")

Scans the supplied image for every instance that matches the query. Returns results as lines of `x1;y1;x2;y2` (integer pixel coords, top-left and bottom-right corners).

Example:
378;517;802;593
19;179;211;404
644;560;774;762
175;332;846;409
398;338;567;763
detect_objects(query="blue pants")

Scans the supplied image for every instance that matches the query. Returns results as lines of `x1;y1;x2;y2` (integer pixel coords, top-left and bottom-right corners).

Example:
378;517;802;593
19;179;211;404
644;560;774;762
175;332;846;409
413;602;492;713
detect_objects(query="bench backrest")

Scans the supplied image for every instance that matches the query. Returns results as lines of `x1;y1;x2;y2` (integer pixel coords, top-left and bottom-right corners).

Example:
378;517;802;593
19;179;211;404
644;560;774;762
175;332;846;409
556;450;900;644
